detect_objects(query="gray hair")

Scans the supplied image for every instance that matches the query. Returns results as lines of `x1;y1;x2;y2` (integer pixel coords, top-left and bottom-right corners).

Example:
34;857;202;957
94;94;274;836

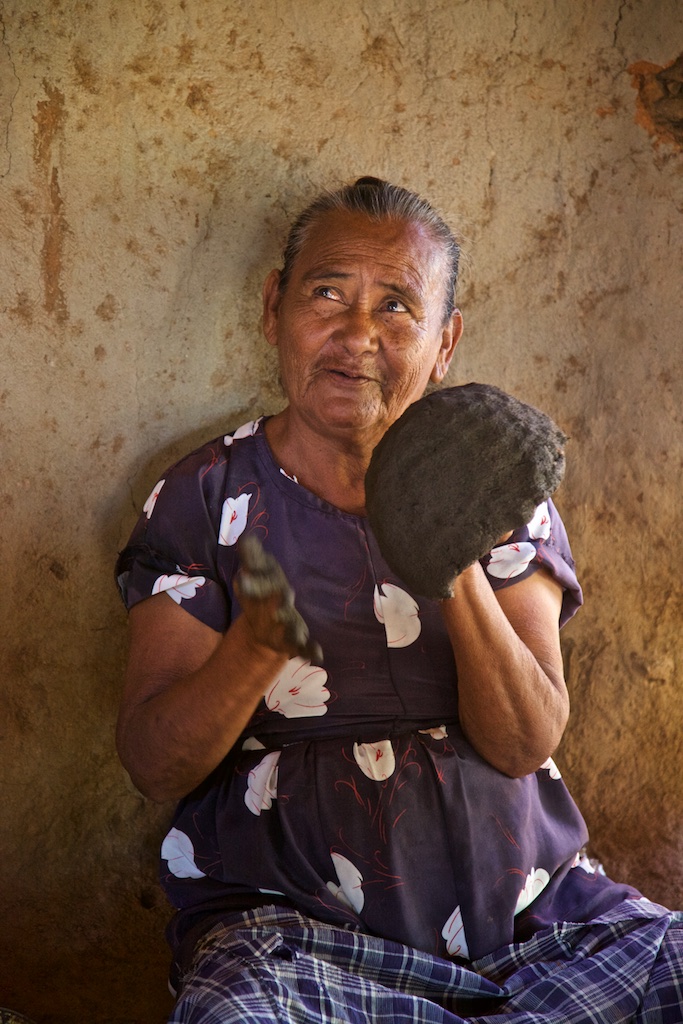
278;176;461;325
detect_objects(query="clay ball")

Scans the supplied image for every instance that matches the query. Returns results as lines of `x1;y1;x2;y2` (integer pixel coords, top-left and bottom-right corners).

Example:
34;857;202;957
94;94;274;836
365;383;567;599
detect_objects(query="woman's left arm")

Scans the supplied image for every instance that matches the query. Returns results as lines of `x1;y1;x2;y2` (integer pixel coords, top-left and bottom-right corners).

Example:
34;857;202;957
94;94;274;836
440;563;570;778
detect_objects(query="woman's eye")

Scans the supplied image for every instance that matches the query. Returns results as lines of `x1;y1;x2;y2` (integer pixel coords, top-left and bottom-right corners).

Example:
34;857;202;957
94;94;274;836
383;298;408;313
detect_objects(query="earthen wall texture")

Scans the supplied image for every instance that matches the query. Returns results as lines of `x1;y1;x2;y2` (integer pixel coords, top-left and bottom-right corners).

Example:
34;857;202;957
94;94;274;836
1;1;681;1020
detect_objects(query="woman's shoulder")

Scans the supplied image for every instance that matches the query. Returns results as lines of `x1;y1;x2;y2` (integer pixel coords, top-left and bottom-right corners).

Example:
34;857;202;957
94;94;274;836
170;417;265;473
153;417;266;496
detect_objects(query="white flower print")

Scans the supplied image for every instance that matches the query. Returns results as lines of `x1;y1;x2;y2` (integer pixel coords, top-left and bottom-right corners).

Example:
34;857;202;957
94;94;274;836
353;739;396;781
244;751;281;816
161;827;206;879
487;541;536;581
514;867;550;915
264;658;330;718
373;583;422;648
540;756;562;780
242;736;266;751
143;479;165;520
573;853;596;874
527;501;551;541
572;852;605;876
152;572;206;604
442;905;470;958
418;725;449;740
326;852;365;914
218;492;252;546
223;418;262;446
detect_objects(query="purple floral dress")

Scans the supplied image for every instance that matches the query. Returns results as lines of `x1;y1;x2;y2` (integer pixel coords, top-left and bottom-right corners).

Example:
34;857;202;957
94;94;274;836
116;418;638;967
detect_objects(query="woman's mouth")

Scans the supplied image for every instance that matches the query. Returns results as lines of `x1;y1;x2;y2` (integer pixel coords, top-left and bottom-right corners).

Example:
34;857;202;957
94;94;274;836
325;367;375;385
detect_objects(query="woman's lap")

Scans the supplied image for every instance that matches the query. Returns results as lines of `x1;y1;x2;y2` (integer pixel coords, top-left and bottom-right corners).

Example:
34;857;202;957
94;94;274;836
169;901;683;1024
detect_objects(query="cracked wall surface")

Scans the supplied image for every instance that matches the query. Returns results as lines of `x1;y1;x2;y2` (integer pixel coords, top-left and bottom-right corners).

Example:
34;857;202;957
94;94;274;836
1;1;681;1021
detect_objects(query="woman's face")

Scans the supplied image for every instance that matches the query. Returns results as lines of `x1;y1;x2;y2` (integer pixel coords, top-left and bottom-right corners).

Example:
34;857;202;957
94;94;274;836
263;209;462;446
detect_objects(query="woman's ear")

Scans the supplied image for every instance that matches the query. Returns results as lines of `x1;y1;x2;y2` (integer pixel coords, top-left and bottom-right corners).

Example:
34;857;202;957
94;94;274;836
262;269;283;347
430;309;463;383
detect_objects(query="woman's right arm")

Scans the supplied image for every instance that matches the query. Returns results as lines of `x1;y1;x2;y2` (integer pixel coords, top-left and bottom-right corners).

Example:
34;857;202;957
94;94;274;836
116;591;292;804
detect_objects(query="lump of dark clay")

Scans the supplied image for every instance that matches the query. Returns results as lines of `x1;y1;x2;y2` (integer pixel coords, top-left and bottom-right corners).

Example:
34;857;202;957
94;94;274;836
365;383;567;599
237;534;323;663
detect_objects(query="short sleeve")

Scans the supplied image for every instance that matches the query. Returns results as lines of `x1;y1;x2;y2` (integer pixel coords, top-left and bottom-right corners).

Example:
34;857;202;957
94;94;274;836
479;498;583;627
115;439;233;633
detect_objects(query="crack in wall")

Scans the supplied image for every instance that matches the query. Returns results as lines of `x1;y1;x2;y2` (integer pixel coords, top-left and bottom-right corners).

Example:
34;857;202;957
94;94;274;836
0;4;21;178
612;0;628;50
510;7;519;47
481;74;497;229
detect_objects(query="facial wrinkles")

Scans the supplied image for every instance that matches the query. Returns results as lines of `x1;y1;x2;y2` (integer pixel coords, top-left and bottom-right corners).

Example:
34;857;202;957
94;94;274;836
298;213;450;322
304;328;431;417
317;308;434;401
303;296;399;393
275;214;450;424
301;261;440;367
303;243;437;319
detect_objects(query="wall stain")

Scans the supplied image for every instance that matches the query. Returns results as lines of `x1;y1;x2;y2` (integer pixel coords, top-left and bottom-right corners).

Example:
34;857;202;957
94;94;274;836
186;82;211;111
531;212;566;257
629;54;683;149
41;166;68;321
72;46;100;94
14;187;37;227
176;35;195;66
126;52;154;75
361;34;401;75
49;560;69;582
9;290;33;322
33;80;66;171
288;44;323;88
578;282;630;315
569;169;599;216
554;354;588;394
96;294;118;321
33;81;68;320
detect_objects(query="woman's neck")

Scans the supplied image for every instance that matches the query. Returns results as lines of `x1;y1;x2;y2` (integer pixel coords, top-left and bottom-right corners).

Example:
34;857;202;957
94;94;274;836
264;409;375;516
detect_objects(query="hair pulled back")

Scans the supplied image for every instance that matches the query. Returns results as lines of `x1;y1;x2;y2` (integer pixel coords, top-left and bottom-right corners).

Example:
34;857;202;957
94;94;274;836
278;177;461;325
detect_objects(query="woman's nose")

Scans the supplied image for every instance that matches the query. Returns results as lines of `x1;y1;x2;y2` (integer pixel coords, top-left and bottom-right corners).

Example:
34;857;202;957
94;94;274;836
333;305;380;352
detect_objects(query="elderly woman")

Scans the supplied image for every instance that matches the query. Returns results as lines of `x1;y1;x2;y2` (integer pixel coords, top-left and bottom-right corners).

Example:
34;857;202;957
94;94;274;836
116;178;681;1023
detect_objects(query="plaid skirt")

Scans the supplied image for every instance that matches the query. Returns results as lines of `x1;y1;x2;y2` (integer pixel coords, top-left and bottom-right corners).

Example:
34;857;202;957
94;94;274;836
169;899;683;1023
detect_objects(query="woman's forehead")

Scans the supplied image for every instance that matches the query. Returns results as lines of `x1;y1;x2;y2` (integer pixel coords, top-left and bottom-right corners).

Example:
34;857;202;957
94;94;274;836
292;209;447;293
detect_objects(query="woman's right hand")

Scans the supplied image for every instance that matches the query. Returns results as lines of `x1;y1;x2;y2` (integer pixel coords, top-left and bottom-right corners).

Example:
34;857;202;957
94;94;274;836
235;535;322;663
